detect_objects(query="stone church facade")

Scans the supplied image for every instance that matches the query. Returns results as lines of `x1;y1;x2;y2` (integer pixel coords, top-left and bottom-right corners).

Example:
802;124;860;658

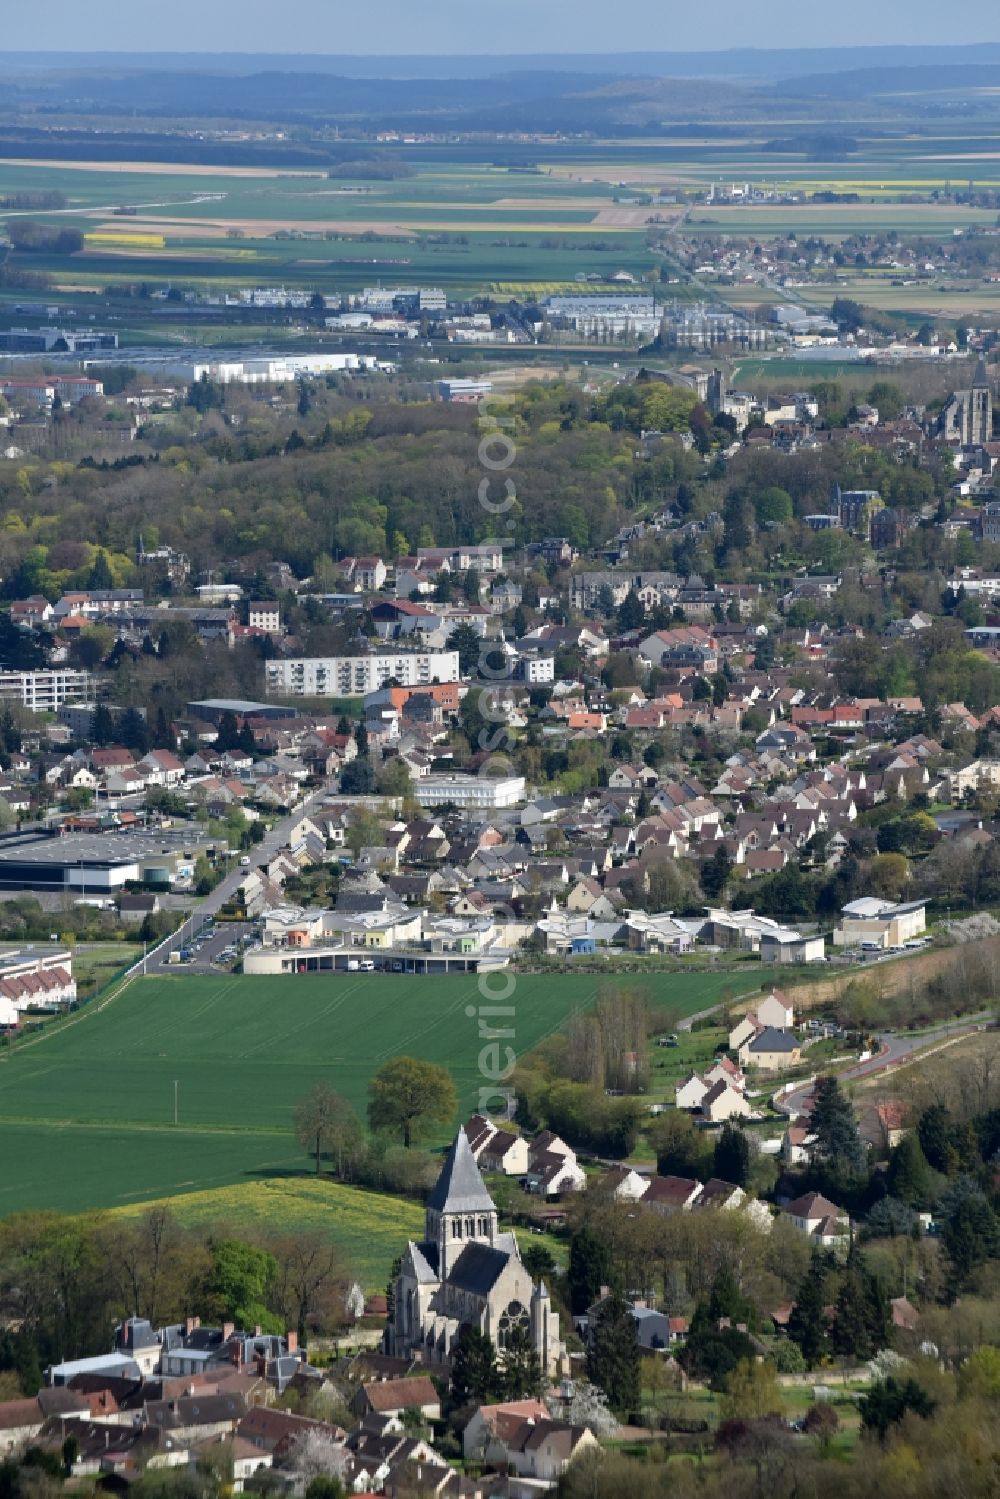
387;1129;565;1377
937;359;993;446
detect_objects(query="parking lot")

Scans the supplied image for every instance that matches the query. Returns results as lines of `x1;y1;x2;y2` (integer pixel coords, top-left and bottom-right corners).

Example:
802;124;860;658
148;919;255;974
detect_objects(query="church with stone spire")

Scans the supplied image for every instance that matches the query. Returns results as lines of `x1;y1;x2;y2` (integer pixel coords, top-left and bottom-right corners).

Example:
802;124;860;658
937;359;993;446
387;1129;565;1378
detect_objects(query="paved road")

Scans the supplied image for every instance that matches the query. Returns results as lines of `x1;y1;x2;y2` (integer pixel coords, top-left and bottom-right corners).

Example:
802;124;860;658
778;1013;995;1118
141;787;333;973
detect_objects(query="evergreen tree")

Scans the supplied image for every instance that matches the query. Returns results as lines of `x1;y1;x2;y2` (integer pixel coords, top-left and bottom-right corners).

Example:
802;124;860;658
831;1247;890;1361
616;589;645;633
713;1122;751;1188
567;1225;612;1316
450;1326;499;1406
118;706;148;754
788;1251;831;1368
886;1131;935;1206
810;1075;865;1174
446;622;482;677
941;1188;1000;1284
917;1102;956;1174
586;1293;640;1418
0;613;49;671
502;1325;542;1400
706;1264;755;1329
701;845;732;901
859;1376;935;1440
91;703;114;746
214;711;241;752
87;549;115;591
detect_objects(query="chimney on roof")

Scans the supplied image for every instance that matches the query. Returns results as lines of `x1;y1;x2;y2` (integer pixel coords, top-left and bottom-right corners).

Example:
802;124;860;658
286;1331;298;1355
223;1322;235;1341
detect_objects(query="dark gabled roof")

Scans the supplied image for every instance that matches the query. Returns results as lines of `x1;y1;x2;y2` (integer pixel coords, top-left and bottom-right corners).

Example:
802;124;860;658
446;1241;511;1297
144;1392;246;1429
425;1129;496;1216
749;1026;799;1052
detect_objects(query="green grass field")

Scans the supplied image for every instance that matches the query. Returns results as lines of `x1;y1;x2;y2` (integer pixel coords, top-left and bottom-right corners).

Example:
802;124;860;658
111;1177;425;1289
0;969;765;1220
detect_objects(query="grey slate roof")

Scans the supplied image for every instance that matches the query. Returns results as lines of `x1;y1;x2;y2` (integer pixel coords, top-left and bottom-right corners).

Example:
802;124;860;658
447;1241;511;1296
749;1026;799;1053
425;1128;496;1216
406;1241;439;1283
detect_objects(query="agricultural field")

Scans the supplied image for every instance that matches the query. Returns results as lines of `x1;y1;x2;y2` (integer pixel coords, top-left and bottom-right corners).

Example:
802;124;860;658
684;203;1000;241
0;157;661;301
0;969;770;1220
2;131;998;312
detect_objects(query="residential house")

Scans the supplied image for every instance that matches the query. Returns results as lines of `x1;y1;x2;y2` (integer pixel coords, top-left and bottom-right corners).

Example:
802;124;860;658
601;1165;649;1201
642;1175;704;1213
478;1130;530;1177
782;1191;850;1247
675;1073;709;1110
739;1027;801;1072
701;1080;752;1122
352;1378;441;1422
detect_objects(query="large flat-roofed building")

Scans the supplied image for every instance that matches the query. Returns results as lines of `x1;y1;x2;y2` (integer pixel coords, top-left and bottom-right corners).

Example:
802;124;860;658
0;670;90;712
413;773;526;810
188;698;298;725
0;826;221;893
266;650;460;698
832;897;927;949
0;328;117;354
545;295;661;338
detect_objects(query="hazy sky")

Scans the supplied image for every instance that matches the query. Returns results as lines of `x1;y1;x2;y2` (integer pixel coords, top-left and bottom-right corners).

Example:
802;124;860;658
5;0;999;55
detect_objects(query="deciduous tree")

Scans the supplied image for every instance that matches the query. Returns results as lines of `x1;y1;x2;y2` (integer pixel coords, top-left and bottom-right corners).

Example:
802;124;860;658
367;1057;457;1147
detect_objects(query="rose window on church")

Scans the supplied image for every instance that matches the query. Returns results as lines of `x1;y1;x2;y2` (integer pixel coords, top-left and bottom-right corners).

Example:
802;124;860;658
498;1299;529;1348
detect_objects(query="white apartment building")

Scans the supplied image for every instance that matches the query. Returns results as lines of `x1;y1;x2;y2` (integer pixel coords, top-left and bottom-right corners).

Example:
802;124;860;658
265;650;460;698
248;602;281;633
414;773;526;810
518;655;555;684
0;670;90;712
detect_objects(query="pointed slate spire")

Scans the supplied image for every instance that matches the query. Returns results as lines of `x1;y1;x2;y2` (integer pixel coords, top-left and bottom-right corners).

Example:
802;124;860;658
426;1128;496;1216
